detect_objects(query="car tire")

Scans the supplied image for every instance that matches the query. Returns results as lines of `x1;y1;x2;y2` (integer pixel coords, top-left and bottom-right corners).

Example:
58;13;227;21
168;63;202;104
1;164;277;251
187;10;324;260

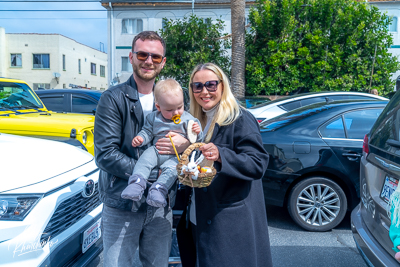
288;177;347;232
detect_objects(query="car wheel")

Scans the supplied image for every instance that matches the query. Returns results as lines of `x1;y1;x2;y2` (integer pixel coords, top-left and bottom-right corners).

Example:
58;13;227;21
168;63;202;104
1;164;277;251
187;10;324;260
288;177;347;231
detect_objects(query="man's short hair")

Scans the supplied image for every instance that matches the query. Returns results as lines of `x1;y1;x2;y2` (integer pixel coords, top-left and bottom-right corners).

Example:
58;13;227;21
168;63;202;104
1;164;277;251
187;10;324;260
132;31;166;56
154;79;182;103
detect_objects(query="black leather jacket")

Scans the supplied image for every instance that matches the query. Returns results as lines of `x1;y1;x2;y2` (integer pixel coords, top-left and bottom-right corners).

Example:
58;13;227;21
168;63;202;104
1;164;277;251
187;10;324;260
94;75;176;211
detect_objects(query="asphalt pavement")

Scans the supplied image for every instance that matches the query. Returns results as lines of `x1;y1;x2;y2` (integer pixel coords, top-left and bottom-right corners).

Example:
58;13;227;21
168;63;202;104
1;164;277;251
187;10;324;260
87;204;367;267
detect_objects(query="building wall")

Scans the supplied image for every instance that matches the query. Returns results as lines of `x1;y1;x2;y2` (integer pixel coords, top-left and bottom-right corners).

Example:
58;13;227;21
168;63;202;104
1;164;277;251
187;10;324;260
106;4;251;84
370;2;400;86
2;32;108;90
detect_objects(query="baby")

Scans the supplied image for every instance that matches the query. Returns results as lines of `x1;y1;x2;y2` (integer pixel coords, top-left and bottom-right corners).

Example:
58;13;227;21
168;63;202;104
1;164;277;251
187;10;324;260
121;78;202;208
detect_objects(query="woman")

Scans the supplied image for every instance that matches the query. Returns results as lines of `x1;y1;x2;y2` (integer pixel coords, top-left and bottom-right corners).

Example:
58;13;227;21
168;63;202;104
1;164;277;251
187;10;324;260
176;63;272;267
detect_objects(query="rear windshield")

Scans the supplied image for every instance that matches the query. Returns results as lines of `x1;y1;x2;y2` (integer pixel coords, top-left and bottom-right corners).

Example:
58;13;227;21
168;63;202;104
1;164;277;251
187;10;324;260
260;104;331;132
370;91;400;154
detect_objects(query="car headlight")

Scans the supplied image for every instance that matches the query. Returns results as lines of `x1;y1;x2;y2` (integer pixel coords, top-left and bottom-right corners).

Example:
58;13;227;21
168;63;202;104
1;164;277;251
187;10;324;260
0;195;43;221
82;131;87;144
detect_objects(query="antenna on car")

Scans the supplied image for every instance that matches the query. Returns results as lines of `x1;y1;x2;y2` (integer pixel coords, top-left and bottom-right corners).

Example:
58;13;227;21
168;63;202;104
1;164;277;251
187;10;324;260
53;72;61;84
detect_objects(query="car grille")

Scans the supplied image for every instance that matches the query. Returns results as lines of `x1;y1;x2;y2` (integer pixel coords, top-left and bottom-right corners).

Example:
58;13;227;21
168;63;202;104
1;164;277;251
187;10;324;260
40;183;101;245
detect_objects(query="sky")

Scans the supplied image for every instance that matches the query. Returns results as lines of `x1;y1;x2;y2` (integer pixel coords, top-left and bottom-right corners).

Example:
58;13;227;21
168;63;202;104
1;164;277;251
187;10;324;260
0;0;108;51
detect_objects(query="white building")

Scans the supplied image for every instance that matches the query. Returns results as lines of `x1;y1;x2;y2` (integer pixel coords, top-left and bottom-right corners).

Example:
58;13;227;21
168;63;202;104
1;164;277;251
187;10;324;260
369;0;400;87
0;27;108;90
101;0;254;85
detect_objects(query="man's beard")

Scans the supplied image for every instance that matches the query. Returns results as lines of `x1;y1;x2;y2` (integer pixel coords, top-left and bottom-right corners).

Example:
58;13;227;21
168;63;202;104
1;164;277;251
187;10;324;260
132;62;162;81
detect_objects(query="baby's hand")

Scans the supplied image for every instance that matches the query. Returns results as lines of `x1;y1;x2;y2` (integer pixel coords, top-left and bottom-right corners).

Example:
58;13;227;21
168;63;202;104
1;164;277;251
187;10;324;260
192;122;201;134
132;136;144;147
396;246;400;261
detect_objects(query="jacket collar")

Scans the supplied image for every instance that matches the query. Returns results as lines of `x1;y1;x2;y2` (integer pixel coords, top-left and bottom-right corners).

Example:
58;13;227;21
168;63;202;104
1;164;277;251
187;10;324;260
125;75;140;101
125;74;157;110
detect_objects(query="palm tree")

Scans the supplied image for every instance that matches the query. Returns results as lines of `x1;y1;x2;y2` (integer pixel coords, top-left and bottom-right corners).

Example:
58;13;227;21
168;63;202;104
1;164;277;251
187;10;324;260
231;0;246;100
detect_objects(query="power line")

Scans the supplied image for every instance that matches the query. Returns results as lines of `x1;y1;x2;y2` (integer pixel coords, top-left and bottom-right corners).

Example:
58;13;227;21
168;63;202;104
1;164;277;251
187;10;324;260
0;9;106;11
0;0;100;3
0;17;106;19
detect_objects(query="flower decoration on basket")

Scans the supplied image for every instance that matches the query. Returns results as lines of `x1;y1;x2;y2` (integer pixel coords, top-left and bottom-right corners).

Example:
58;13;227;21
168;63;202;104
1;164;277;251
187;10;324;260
176;142;217;188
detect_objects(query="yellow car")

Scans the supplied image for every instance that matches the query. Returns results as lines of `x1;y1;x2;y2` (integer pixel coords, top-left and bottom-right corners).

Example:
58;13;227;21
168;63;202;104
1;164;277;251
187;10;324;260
0;77;95;155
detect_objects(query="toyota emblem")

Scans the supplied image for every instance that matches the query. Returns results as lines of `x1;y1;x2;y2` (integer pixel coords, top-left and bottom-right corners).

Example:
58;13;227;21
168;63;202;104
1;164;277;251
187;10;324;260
82;179;95;198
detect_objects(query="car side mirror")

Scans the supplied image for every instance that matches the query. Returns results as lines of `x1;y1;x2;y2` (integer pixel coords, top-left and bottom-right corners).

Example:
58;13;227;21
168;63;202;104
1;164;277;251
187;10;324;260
92;108;96;115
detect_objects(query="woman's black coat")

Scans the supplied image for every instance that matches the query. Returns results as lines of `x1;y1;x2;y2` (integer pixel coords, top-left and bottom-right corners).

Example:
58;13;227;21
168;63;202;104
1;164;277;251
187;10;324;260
177;109;273;267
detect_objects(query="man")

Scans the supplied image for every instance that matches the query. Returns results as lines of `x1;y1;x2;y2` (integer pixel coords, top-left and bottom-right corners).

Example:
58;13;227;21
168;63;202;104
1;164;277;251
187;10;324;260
94;31;189;267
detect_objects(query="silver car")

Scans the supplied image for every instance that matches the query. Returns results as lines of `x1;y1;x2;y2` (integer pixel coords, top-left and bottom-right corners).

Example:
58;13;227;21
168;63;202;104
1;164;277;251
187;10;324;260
248;91;388;124
351;90;400;266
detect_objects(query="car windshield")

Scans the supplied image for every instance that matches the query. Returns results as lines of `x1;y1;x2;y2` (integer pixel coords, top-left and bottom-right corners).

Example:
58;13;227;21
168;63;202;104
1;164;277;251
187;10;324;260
0;82;44;110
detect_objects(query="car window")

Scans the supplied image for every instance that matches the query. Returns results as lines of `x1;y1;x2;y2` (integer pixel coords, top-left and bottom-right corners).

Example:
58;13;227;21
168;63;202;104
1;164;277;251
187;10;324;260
279;100;301;111
320;117;346;138
344;109;383;139
40;96;64;111
72;97;97;114
300;97;326;107
370;92;400;155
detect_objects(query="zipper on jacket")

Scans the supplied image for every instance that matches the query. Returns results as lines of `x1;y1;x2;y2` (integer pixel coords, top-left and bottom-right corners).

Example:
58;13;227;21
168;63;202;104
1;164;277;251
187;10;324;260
110;176;117;188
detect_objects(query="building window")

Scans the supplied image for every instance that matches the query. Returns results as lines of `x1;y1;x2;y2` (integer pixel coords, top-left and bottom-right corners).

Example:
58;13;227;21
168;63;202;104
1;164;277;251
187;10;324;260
62;55;66;70
246;17;251;33
100;65;105;77
11;54;22;67
122;19;143;34
63;83;66;88
203;18;212;25
78;59;81;74
91;63;96;75
33;54;50;69
122;57;133;72
33;83;50;90
389;17;398;32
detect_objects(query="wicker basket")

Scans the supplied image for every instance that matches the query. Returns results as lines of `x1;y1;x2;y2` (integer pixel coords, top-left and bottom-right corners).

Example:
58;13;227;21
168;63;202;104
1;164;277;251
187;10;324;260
176;142;217;188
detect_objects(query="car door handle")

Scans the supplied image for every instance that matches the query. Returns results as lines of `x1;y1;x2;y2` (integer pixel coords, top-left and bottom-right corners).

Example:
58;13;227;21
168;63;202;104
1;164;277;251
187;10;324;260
342;152;361;161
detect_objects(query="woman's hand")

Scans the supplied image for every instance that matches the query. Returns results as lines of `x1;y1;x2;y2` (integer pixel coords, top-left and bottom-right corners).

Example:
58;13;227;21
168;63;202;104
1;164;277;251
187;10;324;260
156;131;190;154
199;143;221;163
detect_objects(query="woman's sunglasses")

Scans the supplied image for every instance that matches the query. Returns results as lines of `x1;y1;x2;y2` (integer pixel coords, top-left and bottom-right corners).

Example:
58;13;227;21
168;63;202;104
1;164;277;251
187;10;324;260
190;80;221;93
132;51;164;64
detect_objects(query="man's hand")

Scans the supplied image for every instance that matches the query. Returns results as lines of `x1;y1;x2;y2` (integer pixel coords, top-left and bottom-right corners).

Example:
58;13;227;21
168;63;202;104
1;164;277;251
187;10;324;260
156;131;190;154
192;122;201;135
132;136;144;147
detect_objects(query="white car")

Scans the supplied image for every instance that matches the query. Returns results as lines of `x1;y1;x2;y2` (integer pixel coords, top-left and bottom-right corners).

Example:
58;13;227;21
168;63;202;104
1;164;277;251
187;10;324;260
0;133;102;267
248;91;388;123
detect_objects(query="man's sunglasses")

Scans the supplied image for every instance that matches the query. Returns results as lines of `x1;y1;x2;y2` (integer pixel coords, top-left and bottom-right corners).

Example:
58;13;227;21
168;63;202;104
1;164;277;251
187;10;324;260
190;80;221;93
132;51;164;64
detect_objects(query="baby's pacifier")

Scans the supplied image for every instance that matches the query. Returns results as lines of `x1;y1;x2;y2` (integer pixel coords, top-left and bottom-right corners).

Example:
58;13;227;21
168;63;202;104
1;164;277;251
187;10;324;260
172;114;181;124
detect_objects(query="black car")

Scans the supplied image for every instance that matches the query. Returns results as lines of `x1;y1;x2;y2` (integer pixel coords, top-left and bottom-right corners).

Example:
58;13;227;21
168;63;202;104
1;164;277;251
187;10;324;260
36;89;103;114
260;100;388;231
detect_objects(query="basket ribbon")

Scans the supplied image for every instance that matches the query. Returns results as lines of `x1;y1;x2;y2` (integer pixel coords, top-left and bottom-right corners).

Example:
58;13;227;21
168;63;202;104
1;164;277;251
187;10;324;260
168;134;180;162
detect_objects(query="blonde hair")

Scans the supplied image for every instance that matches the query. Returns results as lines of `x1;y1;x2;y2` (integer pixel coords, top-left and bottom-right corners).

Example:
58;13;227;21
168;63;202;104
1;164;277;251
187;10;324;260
189;63;241;142
154;78;183;104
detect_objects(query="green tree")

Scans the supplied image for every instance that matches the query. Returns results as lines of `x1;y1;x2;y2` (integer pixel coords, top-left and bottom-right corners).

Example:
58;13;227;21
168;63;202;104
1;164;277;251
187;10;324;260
246;0;400;96
159;15;231;88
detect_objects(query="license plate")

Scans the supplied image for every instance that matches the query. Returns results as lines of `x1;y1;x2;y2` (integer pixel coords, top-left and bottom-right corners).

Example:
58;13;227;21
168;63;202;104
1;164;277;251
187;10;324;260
380;176;398;203
82;218;101;253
